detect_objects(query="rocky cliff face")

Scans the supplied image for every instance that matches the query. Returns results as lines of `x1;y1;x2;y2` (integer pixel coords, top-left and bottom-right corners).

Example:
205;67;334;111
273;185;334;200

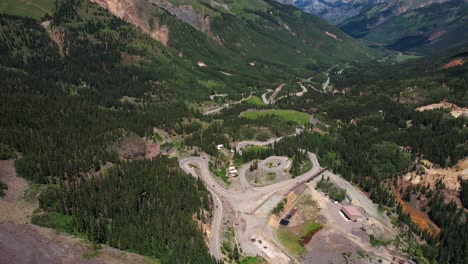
92;0;221;46
88;0;382;66
91;0;169;46
149;0;221;43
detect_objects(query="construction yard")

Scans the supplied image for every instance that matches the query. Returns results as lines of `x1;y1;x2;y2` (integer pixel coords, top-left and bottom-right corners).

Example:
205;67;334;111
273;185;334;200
301;173;405;264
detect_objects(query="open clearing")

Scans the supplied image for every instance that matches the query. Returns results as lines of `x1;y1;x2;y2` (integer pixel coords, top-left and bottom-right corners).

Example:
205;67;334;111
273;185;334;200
394;53;422;63
241;110;310;125
0;0;53;18
403;158;468;205
415;101;468;118
244;96;266;106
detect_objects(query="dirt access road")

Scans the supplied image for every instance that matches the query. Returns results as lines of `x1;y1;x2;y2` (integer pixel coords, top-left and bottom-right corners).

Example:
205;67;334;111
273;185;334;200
235;128;303;154
265;83;286;104
261;83;309;105
203;95;252;115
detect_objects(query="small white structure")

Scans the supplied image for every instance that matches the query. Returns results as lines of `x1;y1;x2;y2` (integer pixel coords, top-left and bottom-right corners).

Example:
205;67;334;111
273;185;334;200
216;144;224;150
197;61;207;67
228;167;238;177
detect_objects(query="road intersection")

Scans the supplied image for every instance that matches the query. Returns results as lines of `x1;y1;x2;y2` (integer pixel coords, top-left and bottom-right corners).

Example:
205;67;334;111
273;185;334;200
179;151;322;261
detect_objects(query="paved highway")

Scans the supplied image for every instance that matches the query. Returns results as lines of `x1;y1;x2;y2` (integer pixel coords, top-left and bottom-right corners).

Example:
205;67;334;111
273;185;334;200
179;151;321;260
180;160;224;259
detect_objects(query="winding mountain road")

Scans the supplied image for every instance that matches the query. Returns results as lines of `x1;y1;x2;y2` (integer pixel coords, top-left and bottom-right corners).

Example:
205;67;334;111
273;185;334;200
235;128;303;154
203;95;252;115
179;150;321;260
261;82;310;104
179;159;224;259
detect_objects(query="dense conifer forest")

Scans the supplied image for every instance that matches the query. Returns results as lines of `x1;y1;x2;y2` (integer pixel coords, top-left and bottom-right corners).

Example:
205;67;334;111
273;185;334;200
0;2;219;262
0;0;467;263
37;157;215;263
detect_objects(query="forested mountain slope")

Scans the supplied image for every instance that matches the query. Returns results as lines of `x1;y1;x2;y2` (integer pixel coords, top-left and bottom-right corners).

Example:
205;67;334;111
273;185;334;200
1;0;467;263
275;0;467;55
275;0;384;24
339;0;467;54
0;1;222;261
90;0;382;70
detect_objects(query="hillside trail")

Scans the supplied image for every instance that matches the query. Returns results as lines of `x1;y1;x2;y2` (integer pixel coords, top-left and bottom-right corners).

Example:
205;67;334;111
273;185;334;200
19;0;51;14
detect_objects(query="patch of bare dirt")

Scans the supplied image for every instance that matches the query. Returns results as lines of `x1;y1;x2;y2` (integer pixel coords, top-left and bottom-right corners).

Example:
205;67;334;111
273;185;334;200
46;25;67;56
323;31;342;41
149;23;169;47
91;0;170;46
392;186;440;236
415;100;468;118
0;223;98;264
306;183;405;263
110;131;146;160
0;160;36;224
192;213;212;248
120;52;144;64
145;141;160;159
442;58;466;69
0;223;151;264
402;158;468;207
404;159;468;191
394;159;468;234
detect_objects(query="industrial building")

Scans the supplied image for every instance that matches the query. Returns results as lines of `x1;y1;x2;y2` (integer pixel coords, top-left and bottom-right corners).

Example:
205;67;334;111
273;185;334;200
340;206;363;222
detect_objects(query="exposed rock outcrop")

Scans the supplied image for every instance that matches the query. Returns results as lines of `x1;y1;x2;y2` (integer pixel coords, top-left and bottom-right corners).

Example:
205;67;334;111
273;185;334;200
149;0;221;43
91;0;170;46
41;21;67;56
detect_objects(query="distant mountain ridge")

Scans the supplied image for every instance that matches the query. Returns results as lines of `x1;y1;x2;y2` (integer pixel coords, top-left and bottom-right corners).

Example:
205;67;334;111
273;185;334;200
339;0;468;53
277;0;467;54
275;0;385;24
275;0;455;25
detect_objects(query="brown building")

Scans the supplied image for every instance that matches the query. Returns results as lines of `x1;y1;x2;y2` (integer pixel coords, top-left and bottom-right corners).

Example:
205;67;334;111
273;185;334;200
341;205;363;222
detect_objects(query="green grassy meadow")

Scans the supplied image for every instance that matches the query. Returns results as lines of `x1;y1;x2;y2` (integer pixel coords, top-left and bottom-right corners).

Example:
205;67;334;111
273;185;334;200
241;110;310;125
244;95;266;106
277;221;322;255
0;0;54;18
